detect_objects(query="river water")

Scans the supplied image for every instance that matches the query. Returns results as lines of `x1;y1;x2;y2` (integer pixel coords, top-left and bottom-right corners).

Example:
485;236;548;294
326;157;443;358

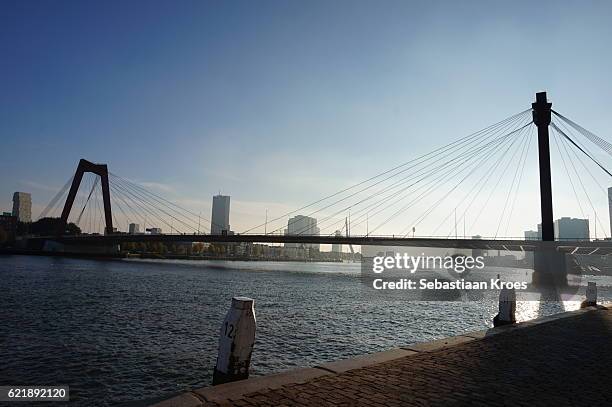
0;255;599;406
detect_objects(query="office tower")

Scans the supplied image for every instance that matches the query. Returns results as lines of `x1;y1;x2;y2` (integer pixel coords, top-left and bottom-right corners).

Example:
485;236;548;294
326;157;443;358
211;194;231;235
524;230;540;240
12;192;32;222
129;223;140;234
284;215;320;250
554;217;589;241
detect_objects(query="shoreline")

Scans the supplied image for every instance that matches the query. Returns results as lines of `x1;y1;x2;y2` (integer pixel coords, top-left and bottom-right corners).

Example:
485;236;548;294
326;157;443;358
0;248;347;263
151;306;610;407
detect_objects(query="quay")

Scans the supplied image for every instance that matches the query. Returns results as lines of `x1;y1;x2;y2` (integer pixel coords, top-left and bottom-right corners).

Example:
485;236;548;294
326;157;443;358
153;306;610;407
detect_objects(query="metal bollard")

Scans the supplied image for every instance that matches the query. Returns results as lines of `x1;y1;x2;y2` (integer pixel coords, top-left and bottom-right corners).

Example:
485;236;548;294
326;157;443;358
580;282;597;308
493;287;516;327
212;297;256;385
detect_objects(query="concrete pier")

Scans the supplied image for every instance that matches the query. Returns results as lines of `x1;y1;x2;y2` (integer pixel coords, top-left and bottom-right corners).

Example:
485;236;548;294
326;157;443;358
152;307;611;407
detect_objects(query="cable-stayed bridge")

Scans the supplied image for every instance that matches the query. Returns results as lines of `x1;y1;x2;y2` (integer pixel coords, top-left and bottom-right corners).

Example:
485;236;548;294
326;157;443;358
28;92;612;258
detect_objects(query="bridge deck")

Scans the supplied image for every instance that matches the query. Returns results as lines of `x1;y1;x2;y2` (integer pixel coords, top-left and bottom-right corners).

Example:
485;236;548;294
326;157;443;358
29;234;612;254
156;308;611;407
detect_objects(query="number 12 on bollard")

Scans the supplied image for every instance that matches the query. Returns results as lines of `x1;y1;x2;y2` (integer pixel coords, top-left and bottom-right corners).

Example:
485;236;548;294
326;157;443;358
212;297;257;385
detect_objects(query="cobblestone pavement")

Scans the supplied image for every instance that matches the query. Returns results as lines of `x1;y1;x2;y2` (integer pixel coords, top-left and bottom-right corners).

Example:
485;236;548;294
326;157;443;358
202;309;611;406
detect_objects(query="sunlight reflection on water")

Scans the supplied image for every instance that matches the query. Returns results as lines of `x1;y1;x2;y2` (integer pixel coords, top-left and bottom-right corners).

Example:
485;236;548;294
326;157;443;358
0;256;608;406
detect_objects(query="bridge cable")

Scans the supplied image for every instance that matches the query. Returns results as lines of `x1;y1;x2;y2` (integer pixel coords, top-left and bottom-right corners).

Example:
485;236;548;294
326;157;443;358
502;124;535;238
284;112;533;236
110;176;202;232
554;124;607;237
361;121;529;237
494;126;534;238
370;120;533;237
367;120;532;237
241;109;532;234
553;123;609;238
75;173;92;230
464;124;537;237
38;176;74;220
408;121;532;238
552;110;612;157
109;180;194;234
433;124;531;237
110;190;134;232
111;174;218;233
109;184;148;230
551;126;588;220
109;173;219;232
109;182;167;232
434;123;532;238
75;175;100;226
323;112;533;235
109;177;199;233
112;177;206;234
317;114;532;237
551;123;612;178
291;115;527;237
264;110;531;236
553;117;612;211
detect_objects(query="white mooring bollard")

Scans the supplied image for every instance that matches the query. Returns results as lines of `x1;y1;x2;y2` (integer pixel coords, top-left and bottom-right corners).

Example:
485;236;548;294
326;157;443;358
493;287;516;327
212;297;256;385
580;282;597;308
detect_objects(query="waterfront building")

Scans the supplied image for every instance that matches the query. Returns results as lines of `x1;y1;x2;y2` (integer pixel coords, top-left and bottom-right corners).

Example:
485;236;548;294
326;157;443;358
554;217;589;241
0;212;18;239
284;215;320;251
129;223;140;234
147;227;162;235
524;230;540;240
12;192;32;223
211;194;231;235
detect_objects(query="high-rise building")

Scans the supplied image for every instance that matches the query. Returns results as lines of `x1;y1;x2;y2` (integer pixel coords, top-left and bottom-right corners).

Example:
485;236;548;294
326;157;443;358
129;223;140;234
332;230;342;253
554;217;589;241
12;192;32;223
285;215;320;250
211;194;231;235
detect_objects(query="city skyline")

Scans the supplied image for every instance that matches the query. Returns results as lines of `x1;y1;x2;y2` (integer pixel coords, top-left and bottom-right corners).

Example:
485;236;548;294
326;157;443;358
2;1;612;238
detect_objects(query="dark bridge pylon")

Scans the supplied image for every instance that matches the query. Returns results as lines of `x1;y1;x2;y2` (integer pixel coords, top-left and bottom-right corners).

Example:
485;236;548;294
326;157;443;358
58;159;113;235
532;92;554;242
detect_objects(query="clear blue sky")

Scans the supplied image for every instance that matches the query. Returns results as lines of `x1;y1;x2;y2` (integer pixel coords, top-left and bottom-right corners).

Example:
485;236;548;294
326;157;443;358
2;1;612;236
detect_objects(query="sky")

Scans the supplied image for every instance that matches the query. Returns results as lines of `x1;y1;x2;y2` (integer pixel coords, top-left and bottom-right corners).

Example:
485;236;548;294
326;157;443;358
1;0;612;238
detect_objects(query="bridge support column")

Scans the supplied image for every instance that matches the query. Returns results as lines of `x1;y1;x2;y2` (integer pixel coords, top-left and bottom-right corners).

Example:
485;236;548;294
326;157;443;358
532;246;568;294
532;92;554;242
